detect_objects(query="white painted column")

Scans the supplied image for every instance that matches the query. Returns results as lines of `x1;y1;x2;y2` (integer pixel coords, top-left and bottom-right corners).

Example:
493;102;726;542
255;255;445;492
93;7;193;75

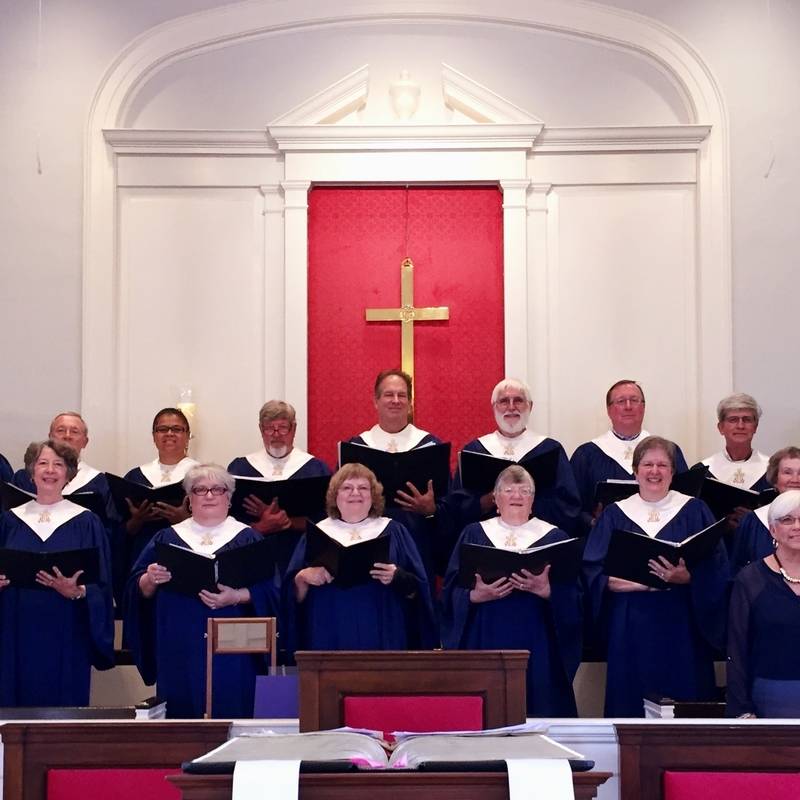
260;184;286;404
500;178;532;381
281;179;311;447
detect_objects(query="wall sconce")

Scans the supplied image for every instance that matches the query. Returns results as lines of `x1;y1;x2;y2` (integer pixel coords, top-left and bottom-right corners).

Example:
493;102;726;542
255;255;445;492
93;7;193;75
177;385;197;451
389;70;421;120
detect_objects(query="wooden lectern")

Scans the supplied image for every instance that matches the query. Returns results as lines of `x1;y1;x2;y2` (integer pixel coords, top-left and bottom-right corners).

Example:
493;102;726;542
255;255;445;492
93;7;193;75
295;650;528;732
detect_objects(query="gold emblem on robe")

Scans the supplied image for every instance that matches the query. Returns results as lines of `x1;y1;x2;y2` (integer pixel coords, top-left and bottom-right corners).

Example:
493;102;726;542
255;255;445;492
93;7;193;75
732;468;746;485
37;510;51;524
647;509;661;523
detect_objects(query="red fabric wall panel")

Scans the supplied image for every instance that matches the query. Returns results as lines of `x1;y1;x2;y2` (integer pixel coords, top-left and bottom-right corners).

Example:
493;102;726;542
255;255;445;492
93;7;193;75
47;768;181;800
308;186;505;470
664;770;800;800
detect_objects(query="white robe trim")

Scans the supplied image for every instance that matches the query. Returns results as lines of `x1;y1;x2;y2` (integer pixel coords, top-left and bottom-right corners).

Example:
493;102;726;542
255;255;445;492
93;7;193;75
477;430;546;461
139;457;198;488
11;499;86;542
591;429;650;473
701;450;768;488
754;504;771;530
64;461;101;494
359;424;431;452
244;448;314;481
480;516;556;551
172;516;248;555
316;516;391;547
616;491;692;538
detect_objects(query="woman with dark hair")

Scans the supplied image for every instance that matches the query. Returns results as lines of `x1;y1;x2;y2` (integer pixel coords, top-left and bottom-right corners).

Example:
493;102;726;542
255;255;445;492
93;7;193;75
124;463;279;718
583;435;729;716
727;489;800;718
0;439;113;705
442;465;582;716
122;408;198;570
284;463;436;655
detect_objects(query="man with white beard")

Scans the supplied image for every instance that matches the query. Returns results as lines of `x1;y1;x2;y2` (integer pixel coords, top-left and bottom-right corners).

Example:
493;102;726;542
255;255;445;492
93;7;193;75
451;379;580;535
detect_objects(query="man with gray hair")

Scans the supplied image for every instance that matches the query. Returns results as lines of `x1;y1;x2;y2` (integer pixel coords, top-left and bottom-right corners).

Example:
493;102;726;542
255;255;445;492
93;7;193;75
227;400;331;535
451;378;580;536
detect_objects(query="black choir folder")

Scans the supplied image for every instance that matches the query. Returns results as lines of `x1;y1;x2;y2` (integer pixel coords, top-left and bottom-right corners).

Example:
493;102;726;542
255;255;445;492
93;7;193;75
698;477;776;520
458;447;558;495
230;474;330;521
0;481;107;520
603;518;727;589
0;546;100;589
338;441;451;502
154;539;275;596
305;523;390;588
105;473;186;519
184;724;586;774
457;537;582;588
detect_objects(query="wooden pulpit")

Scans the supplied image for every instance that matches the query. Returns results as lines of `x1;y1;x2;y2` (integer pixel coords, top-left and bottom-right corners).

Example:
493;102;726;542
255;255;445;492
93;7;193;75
295;650;528;732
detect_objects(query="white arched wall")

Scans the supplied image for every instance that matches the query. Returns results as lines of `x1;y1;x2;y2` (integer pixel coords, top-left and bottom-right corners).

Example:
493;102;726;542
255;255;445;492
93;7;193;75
85;0;730;469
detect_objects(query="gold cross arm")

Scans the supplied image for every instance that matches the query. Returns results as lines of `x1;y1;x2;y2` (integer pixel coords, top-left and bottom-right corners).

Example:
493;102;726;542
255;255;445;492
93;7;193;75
365;258;449;380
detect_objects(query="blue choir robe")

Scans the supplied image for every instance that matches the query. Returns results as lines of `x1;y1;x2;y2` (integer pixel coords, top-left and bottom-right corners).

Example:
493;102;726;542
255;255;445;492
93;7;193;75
697;449;771;493
0;453;12;483
346;426;455;582
124;520;280;719
730;506;772;575
583;494;729;717
122;457;198;578
282;518;437;658
0;502;114;706
441;519;582;717
450;433;581;537
570;430;689;533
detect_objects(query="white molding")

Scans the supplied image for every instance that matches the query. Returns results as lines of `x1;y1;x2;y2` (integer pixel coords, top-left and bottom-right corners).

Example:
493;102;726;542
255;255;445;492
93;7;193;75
536;125;712;152
103;129;276;155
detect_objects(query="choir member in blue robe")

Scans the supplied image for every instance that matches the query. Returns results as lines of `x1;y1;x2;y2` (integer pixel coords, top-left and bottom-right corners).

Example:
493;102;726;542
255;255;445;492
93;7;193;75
228;400;331;580
0;439;114;706
450;378;581;537
284;463;437;657
583;436;729;717
731;447;800;573
122;408;197;576
344;370;453;581
570;380;688;534
124;464;279;719
442;466;581;717
727;490;800;718
0;452;12;483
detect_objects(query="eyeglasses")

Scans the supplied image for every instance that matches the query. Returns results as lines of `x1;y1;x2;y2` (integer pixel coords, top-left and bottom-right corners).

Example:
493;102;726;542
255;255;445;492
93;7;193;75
339;484;371;495
497;486;534;497
495;396;528;409
608;397;644;407
52;426;85;436
262;423;293;435
776;515;800;527
723;415;756;425
154;425;188;434
191;486;228;496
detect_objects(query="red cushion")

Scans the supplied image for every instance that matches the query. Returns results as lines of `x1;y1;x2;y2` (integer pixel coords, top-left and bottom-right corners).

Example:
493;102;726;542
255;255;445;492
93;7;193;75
343;695;483;739
47;769;181;800
664;771;800;800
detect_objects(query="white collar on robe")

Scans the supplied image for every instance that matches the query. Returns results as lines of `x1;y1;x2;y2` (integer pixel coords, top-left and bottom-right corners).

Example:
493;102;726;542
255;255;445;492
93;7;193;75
477;429;546;460
591;429;650;473
480;515;556;551
616;490;691;537
172;516;248;554
244;447;314;481
139;456;198;487
358;424;430;453
11;499;86;542
316;515;391;546
754;504;771;529
63;461;101;494
701;449;768;488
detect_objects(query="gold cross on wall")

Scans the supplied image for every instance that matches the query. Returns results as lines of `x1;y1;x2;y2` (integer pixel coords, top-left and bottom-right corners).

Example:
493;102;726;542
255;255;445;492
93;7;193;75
365;258;449;381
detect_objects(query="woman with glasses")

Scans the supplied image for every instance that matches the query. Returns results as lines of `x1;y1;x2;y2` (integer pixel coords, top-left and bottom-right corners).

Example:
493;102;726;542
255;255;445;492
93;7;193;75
727;490;800;718
124;463;279;718
122;408;198;573
583;436;729;717
441;465;582;716
283;462;436;656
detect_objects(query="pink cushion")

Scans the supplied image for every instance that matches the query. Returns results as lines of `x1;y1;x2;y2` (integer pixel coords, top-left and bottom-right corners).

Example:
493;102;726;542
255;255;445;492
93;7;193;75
343;695;483;739
47;769;181;800
664;771;800;800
